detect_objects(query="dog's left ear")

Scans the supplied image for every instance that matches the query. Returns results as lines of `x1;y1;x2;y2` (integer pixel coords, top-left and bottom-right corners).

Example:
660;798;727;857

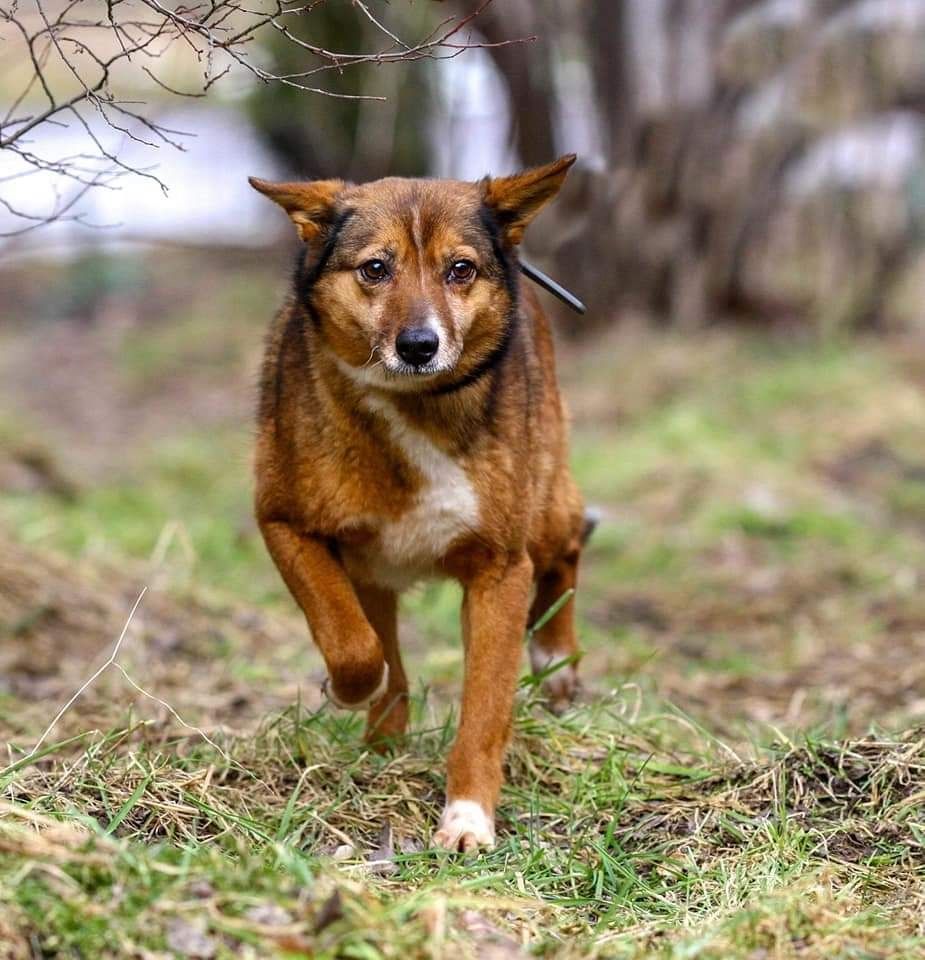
482;154;576;245
248;176;345;243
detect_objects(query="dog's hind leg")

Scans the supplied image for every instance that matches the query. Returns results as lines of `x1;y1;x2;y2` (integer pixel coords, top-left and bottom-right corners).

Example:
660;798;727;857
529;552;580;712
528;508;596;712
355;582;409;751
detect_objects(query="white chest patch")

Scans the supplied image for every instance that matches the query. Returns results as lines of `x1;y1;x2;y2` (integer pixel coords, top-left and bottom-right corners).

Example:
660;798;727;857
360;395;479;587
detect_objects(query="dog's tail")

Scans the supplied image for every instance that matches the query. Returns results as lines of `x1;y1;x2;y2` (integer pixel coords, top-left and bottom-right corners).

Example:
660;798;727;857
580;507;600;546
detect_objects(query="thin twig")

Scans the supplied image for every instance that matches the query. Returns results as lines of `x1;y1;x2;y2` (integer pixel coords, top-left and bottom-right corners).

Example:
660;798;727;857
25;588;149;760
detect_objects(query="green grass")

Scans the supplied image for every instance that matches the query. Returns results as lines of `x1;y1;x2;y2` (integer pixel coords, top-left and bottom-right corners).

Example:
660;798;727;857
0;429;283;608
2;280;925;956
2;697;922;958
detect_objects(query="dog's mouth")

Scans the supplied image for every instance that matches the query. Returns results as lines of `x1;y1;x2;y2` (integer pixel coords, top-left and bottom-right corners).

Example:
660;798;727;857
376;343;462;383
334;348;460;392
366;353;463;393
382;359;448;379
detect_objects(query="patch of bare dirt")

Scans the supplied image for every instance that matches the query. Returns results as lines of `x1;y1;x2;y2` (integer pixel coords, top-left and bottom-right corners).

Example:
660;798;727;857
584;557;925;734
0;533;318;742
0;320;256;484
0;251;276;484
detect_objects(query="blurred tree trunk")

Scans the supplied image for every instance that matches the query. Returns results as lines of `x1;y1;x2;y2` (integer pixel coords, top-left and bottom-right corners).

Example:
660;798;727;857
460;0;557;166
550;0;758;331
533;0;635;328
588;0;635;164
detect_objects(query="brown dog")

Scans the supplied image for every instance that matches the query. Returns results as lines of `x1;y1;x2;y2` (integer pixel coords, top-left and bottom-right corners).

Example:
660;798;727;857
249;156;588;851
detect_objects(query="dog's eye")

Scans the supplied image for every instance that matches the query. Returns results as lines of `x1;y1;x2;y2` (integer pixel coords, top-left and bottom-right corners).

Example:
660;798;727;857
447;260;476;283
359;259;389;283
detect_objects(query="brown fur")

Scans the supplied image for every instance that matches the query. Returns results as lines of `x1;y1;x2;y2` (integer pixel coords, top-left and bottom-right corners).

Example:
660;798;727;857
250;156;586;851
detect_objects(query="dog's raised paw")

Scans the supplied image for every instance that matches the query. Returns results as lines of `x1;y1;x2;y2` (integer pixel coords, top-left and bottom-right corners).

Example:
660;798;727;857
323;662;389;711
432;800;495;853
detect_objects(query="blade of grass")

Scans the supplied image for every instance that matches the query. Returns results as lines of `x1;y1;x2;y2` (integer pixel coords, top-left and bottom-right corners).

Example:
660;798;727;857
0;731;93;787
527;588;575;638
105;771;154;835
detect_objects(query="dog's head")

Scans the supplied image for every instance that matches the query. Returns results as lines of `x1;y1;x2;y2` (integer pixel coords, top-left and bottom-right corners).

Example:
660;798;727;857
249;156;575;392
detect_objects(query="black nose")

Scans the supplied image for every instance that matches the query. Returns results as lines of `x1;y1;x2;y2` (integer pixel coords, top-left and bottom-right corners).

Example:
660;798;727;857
396;326;439;367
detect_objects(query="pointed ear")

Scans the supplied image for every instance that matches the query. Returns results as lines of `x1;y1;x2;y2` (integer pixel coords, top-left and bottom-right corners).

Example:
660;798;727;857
248;176;345;243
481;154;576;245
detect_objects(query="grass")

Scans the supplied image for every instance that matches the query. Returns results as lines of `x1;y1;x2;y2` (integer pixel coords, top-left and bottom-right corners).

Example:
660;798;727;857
1;702;922;957
1;256;925;955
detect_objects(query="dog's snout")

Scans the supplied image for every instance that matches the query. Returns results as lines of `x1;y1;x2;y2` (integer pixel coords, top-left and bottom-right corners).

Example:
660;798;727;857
396;326;439;367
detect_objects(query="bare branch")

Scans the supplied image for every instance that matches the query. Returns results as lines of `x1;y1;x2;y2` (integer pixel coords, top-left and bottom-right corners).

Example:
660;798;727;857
0;0;517;233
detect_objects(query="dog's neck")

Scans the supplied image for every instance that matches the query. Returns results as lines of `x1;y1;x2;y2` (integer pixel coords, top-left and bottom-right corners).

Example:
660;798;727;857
311;334;507;454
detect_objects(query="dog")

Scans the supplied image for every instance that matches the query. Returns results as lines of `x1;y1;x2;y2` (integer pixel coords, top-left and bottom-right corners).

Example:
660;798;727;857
249;155;589;852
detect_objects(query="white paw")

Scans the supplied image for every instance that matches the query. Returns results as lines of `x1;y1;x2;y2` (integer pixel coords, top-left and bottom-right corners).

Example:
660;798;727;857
324;662;389;711
529;646;578;705
432;800;495;852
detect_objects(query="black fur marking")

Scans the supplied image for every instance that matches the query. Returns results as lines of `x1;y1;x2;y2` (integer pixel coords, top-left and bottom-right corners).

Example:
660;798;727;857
427;307;517;397
269;208;353;420
483;317;518;430
479;204;518;305
304;301;324;331
296;207;354;304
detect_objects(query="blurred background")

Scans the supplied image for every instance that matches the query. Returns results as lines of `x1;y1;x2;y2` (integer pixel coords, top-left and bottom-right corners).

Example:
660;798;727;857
2;0;925;741
6;0;925;329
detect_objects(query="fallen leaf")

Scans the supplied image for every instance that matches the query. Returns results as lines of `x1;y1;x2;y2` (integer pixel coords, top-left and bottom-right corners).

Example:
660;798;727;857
166;917;217;959
243;903;294;927
367;820;397;876
313;889;344;934
457;910;526;959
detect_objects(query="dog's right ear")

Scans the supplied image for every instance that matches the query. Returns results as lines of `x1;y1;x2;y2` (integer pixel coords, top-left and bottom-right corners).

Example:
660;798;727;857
248;177;345;243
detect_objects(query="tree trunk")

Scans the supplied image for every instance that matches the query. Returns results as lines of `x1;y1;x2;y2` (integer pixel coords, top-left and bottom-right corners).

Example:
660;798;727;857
468;0;558;166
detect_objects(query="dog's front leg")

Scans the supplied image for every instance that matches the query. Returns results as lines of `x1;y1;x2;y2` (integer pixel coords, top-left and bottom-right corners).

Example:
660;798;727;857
259;521;387;708
434;551;533;852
